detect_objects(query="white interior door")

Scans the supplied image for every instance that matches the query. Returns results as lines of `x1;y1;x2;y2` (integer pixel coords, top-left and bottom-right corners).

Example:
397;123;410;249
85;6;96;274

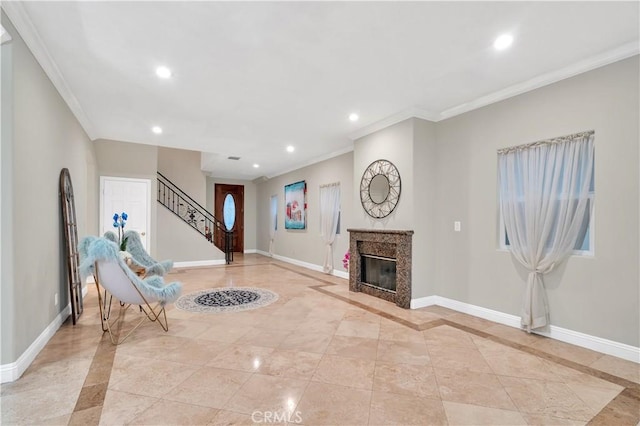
100;177;151;249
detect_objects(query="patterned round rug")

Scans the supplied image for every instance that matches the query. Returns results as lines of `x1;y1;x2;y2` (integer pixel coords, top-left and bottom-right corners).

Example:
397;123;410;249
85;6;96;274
175;287;279;313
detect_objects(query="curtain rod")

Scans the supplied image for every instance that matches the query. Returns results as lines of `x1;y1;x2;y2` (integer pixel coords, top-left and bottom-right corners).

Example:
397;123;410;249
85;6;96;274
497;130;594;155
320;182;340;188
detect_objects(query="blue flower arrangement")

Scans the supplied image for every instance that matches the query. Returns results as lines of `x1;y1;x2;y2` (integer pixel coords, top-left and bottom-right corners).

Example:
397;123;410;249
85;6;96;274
113;212;129;251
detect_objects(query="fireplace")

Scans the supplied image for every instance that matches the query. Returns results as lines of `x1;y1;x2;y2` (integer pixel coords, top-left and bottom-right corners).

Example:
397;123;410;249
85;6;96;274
347;229;413;308
361;255;396;292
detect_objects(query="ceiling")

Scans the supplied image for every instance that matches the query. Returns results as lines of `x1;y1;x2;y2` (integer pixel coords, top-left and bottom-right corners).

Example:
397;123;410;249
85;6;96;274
5;2;639;180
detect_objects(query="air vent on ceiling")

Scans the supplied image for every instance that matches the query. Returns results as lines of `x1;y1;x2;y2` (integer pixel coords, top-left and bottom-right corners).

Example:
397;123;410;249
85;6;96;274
227;156;241;160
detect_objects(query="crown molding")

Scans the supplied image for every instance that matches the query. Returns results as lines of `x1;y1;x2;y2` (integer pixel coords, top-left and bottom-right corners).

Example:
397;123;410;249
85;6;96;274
266;145;354;180
2;2;97;140
437;41;640;121
348;107;438;141
348;42;639;136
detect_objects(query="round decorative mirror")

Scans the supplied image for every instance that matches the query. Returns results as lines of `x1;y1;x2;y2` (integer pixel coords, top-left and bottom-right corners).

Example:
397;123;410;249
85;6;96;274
360;159;401;218
369;174;390;203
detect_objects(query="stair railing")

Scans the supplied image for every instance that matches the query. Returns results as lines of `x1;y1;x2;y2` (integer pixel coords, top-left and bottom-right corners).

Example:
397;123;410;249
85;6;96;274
157;172;233;264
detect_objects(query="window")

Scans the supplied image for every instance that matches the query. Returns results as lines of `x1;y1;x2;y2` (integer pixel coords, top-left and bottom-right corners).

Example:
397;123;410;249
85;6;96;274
319;182;341;273
500;190;594;254
499;145;594;256
318;183;341;237
269;194;278;255
270;195;278;231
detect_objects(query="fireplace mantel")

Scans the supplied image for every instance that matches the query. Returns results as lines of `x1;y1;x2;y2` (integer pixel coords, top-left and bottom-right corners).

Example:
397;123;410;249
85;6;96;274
347;228;413;308
347;229;414;235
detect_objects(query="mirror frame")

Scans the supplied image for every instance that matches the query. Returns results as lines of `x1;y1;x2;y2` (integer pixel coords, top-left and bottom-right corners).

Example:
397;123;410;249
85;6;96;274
359;159;401;218
60;168;83;324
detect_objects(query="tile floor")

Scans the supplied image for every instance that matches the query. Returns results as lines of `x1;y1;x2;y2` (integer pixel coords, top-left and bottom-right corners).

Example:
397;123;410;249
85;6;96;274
1;254;639;425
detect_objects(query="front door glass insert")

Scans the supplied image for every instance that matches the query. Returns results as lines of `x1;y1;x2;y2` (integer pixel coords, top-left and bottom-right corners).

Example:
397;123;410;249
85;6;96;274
223;194;236;230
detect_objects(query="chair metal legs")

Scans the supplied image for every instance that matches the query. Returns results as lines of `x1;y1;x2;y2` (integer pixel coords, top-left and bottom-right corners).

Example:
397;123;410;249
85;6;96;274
94;281;169;345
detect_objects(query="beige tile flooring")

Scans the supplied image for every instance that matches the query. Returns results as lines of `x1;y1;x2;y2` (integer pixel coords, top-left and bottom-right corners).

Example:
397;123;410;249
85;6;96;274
1;254;639;425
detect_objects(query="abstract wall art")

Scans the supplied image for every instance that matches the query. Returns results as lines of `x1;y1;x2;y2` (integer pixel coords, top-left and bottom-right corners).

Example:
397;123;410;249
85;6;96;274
284;180;307;229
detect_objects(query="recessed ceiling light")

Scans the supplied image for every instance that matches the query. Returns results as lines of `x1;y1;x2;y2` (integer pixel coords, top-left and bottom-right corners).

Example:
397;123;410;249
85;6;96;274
349;113;359;122
253;164;260;168
286;145;295;153
151;126;163;134
156;66;172;79
493;34;514;51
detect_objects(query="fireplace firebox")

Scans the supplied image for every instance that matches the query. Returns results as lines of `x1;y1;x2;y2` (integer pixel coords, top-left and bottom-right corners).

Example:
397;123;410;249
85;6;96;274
361;255;397;292
347;229;413;308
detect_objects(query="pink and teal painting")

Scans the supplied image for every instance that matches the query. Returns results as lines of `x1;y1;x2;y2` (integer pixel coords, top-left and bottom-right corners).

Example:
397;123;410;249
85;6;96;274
284;180;306;229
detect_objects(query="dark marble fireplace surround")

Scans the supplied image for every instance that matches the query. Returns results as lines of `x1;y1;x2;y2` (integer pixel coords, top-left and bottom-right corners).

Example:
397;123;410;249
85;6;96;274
347;229;413;308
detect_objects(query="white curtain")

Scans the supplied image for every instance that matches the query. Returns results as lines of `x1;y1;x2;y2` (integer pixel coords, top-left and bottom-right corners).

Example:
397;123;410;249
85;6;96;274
319;183;341;273
269;195;277;256
498;131;594;331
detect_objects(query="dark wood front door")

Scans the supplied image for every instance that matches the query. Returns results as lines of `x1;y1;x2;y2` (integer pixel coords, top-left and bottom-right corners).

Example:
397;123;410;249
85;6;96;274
214;184;244;253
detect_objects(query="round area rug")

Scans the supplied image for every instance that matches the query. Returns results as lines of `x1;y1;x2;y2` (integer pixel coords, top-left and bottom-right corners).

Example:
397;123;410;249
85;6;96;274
175;287;279;313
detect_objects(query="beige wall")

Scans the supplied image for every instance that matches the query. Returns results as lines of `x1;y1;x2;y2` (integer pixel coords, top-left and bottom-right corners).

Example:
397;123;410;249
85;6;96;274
1;15;15;365
158;147;207;205
353;117;438;299
268;57;638;347
94;139;159;256
413;118;438;298
94;139;159;177
353;119;414;230
156;148;223;261
206;177;257;251
435;56;639;346
2;5;636;365
256;152;353;271
155;206;225;262
94;140;224;262
1;13;97;364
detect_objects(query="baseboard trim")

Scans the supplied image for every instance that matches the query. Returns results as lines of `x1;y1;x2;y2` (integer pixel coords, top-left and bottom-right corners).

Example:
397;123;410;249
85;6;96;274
434;296;522;328
413;295;639;363
261;251;348;280
1;304;71;383
410;296;439;309
243;249;257;254
271;253;325;273
173;259;226;268
538;325;640;364
332;270;349;279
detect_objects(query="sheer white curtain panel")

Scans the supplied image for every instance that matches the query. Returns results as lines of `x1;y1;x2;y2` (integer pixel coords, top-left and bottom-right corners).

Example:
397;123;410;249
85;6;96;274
498;131;594;331
319;183;341;273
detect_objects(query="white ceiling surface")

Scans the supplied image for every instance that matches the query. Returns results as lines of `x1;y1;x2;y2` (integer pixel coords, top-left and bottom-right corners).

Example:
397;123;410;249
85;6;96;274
11;2;640;180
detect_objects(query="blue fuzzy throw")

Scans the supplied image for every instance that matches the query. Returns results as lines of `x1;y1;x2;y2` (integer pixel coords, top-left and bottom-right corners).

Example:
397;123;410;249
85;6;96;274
78;236;182;304
123;230;173;276
103;230;173;276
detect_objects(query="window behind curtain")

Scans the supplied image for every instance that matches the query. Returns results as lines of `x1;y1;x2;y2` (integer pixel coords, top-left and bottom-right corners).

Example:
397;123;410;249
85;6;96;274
499;153;594;255
270;195;277;231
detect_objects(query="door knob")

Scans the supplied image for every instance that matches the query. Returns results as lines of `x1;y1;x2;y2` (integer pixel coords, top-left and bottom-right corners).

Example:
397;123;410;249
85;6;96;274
140;232;146;236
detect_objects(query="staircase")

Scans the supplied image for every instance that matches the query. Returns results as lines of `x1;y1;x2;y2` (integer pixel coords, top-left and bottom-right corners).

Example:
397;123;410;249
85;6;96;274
157;172;233;264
